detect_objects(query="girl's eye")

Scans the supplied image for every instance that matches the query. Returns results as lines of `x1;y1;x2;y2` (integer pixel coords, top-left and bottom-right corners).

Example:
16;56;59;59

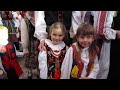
59;35;63;37
87;35;92;39
79;36;84;39
87;36;91;39
53;34;57;36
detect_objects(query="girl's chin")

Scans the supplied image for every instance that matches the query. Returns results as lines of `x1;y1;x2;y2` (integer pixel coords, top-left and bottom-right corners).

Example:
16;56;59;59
81;45;89;48
53;42;60;45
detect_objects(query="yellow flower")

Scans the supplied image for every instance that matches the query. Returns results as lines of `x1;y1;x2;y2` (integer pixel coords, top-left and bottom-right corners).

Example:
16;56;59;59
71;65;79;78
91;64;94;70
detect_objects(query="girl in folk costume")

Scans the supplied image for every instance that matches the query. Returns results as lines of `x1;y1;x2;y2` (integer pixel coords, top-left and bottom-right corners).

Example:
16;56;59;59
44;11;72;47
0;25;23;79
38;22;68;79
35;11;72;52
70;11;94;43
72;11;120;79
20;11;39;79
61;23;99;79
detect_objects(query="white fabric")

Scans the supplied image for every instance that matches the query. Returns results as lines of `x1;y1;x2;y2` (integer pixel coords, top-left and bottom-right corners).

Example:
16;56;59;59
13;11;22;28
94;11;115;79
12;11;22;38
34;11;47;41
61;43;99;79
12;11;20;27
72;11;116;40
20;18;29;54
0;40;8;46
45;39;65;51
38;51;48;79
72;11;95;35
0;13;3;25
0;28;8;45
93;11;116;40
38;39;66;79
72;11;116;79
96;41;111;79
0;57;6;72
72;11;83;35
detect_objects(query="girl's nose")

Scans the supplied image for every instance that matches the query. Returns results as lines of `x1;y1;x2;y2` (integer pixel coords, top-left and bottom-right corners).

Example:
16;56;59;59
55;36;59;39
84;38;87;41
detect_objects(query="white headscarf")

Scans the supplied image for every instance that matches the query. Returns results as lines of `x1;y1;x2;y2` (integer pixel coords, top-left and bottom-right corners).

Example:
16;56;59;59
0;25;8;45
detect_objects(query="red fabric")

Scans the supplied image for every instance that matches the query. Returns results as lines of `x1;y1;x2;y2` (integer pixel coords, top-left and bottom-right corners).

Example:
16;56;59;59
49;57;54;64
20;11;25;18
72;44;98;78
72;45;84;78
2;60;23;76
46;44;66;79
16;17;18;19
1;43;23;77
11;60;23;76
98;11;107;36
54;70;60;79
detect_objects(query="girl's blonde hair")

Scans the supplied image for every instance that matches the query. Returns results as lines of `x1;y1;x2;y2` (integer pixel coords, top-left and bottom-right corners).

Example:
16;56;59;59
48;22;66;39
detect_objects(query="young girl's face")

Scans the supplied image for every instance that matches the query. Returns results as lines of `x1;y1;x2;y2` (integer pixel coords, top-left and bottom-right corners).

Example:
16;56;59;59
50;28;64;45
77;35;94;48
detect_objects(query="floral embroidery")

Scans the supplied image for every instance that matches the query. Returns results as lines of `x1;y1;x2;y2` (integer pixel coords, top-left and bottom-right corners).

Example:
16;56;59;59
71;65;79;78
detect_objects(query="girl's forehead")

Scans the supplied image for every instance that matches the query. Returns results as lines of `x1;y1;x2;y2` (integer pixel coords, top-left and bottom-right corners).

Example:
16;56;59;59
79;34;94;37
51;28;63;33
79;33;94;35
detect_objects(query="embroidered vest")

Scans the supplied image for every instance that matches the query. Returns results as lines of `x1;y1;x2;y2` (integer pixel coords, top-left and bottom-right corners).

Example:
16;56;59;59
46;44;66;79
70;45;98;79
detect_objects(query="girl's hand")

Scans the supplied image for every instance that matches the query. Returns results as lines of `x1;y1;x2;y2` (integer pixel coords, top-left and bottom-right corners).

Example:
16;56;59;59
38;39;46;51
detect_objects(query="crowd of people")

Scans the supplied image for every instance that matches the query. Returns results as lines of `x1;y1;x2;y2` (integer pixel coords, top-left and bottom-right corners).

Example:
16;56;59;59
0;11;120;79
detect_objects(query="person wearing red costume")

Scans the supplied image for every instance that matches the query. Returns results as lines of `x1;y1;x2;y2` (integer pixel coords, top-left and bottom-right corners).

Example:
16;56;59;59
0;25;23;79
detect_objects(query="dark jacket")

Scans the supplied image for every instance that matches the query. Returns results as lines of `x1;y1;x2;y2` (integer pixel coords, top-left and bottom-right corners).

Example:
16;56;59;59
44;11;72;30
